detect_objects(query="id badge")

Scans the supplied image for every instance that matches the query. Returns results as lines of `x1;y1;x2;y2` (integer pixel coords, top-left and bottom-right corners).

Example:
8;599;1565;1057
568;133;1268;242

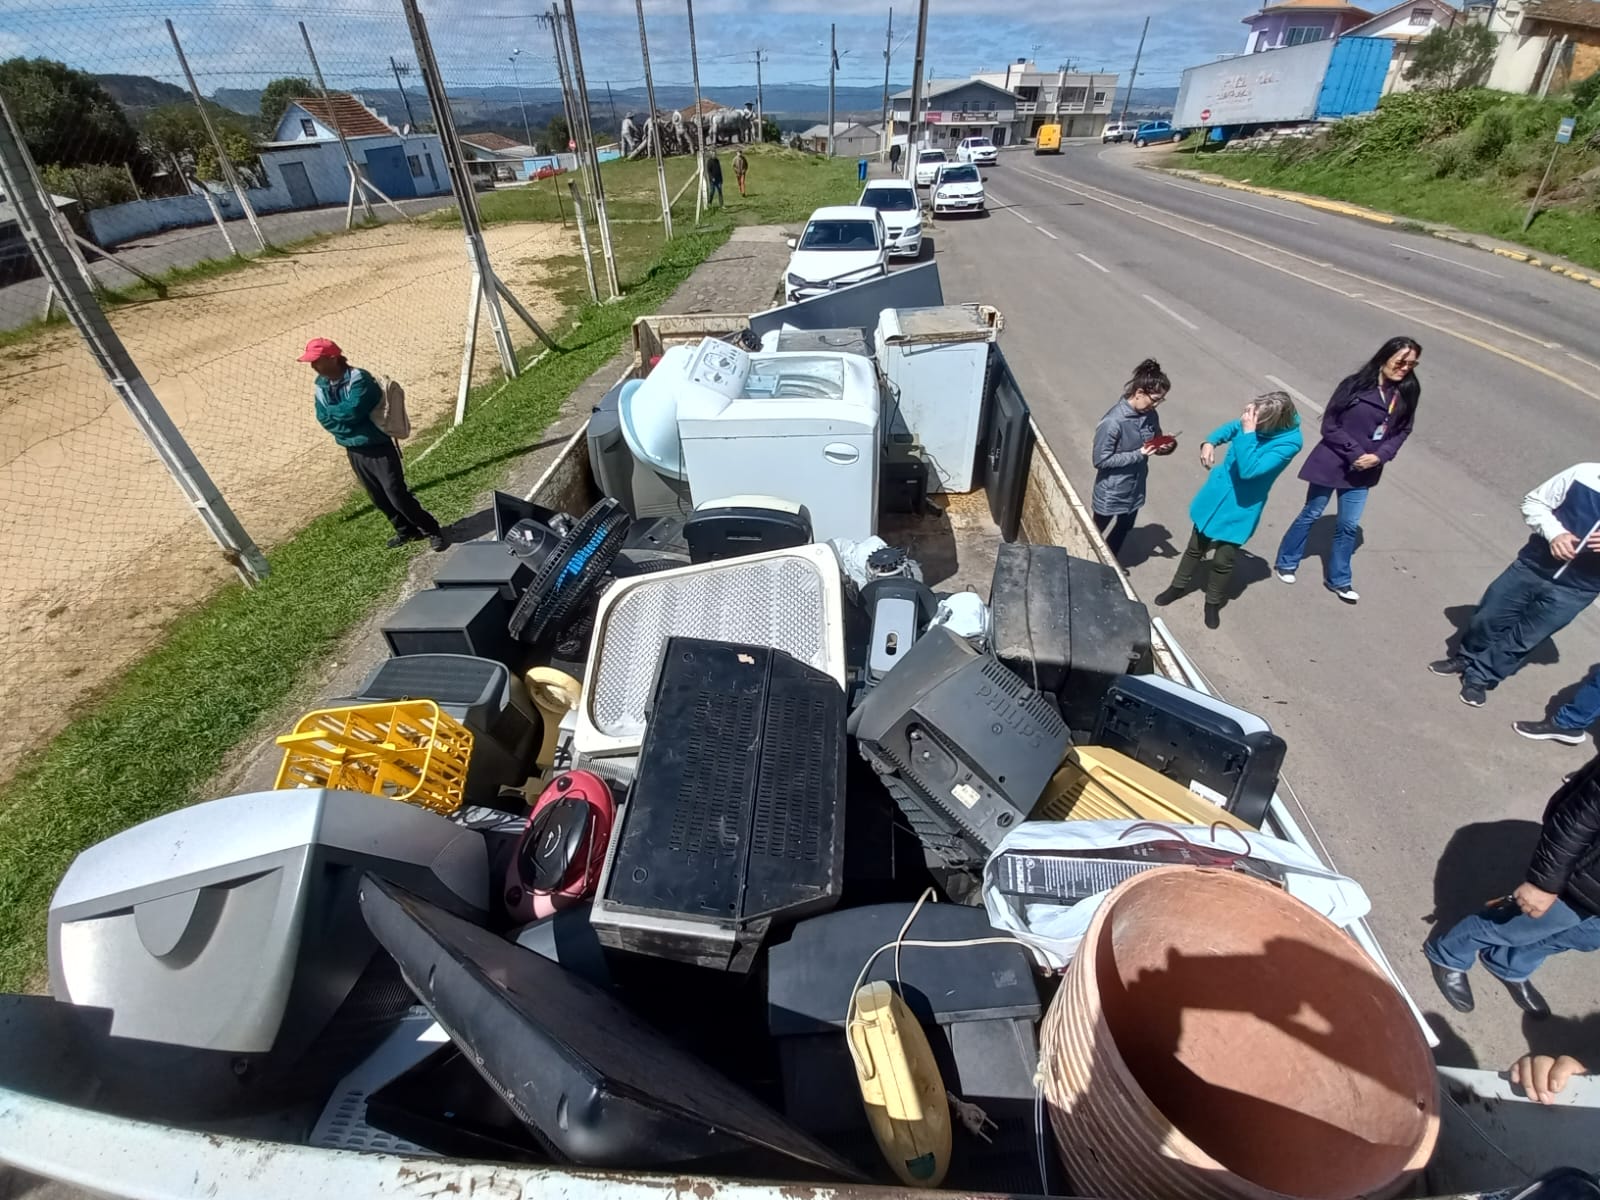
1371;422;1387;442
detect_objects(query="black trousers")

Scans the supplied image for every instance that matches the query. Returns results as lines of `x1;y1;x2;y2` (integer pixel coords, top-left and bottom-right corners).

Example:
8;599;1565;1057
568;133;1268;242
1169;526;1240;607
1093;509;1137;557
346;442;439;537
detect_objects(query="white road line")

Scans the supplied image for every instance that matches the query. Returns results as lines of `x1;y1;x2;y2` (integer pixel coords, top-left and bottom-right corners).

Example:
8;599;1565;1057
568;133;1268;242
1037;226;1059;240
1569;351;1600;372
1388;241;1503;278
1141;294;1198;331
1013;209;1035;225
1076;252;1110;274
1264;373;1323;415
1163;180;1319;225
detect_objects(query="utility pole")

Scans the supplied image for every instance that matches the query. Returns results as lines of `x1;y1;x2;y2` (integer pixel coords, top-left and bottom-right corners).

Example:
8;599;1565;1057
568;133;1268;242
509;48;534;150
828;24;837;157
390;57;418;130
543;11;578;161
880;8;893;158
755;49;767;135
301;21;375;224
1118;16;1149;131
563;0;620;298
904;0;929;180
635;0;672;237
605;80;619;137
166;19;268;252
686;0;708;219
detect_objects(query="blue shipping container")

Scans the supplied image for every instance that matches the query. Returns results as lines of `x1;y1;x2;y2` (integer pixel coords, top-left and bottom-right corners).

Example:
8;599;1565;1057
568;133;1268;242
1316;36;1393;120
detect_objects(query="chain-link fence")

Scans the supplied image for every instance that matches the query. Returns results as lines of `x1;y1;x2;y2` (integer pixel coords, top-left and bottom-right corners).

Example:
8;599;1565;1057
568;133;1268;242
0;0;600;779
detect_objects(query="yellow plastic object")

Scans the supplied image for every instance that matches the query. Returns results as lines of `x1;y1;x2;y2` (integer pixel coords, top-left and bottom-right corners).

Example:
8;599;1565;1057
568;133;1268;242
524;667;581;771
274;700;473;815
1032;745;1254;831
848;981;952;1188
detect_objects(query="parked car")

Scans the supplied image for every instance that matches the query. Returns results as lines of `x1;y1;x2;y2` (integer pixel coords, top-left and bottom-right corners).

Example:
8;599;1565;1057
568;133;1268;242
1035;123;1063;154
784;205;889;302
1102;121;1135;144
913;147;948;187
930;162;985;218
857;178;923;259
1133;121;1181;147
956;136;998;166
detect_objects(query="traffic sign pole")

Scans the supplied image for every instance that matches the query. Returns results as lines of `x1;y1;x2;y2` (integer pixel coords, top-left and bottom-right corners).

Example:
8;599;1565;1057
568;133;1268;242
1524;116;1576;232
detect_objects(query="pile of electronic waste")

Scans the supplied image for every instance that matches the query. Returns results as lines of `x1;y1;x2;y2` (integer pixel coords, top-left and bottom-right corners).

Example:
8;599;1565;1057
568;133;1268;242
29;326;1370;1196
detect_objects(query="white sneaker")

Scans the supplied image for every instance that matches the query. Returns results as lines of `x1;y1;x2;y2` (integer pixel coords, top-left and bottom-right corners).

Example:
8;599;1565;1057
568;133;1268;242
1274;569;1296;584
1327;584;1360;604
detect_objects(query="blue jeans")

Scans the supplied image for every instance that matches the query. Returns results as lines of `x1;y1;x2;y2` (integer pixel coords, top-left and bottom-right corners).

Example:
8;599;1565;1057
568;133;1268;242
1556;664;1600;731
1274;484;1369;589
1425;898;1600;982
1459;558;1598;690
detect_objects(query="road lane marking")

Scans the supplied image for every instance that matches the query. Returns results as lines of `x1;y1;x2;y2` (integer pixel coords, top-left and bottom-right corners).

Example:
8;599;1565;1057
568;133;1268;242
1076;252;1110;274
1006;164;1600;401
1164;180;1319;225
1037;226;1059;240
1142;294;1198;331
1265;374;1322;415
1013;209;1035;225
1570;352;1600;372
1009;163;1566;353
1388;242;1503;279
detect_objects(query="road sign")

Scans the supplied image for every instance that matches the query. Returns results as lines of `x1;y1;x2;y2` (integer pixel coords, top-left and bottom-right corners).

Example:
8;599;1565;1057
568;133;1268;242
568;139;576;150
1557;116;1576;144
1200;108;1211;122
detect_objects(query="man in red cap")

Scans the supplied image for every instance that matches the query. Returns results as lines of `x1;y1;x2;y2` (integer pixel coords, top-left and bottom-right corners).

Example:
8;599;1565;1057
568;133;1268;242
301;337;445;551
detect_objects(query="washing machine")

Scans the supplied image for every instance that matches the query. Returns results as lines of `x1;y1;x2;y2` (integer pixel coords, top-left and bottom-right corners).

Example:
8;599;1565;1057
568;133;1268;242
676;352;881;543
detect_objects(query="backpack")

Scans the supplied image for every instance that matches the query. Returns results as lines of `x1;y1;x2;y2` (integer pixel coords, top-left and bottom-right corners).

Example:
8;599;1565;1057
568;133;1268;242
371;373;411;440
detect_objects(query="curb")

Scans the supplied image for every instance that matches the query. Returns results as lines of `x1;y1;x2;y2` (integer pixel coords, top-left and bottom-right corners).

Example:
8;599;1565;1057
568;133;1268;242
1155;165;1600;293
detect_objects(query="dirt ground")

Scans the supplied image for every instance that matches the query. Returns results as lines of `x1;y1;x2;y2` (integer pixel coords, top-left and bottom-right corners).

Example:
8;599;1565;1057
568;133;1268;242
0;219;574;782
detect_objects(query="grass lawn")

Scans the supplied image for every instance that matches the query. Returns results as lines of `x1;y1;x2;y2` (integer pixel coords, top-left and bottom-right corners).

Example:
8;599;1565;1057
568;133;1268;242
0;144;859;992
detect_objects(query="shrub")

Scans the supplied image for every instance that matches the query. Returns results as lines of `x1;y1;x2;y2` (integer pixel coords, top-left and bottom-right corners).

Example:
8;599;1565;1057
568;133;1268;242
39;162;136;209
1429;136;1469;178
1469;107;1514;164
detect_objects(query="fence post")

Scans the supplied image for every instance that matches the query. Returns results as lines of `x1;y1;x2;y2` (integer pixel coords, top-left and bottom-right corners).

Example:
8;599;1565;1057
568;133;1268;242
0;95;268;585
300;21;376;225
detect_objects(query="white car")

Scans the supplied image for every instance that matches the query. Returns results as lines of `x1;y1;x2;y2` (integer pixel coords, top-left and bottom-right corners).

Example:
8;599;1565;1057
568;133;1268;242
1102;121;1135;144
857;178;923;259
956;136;998;166
913;148;948;187
930;162;985;217
784;205;889;303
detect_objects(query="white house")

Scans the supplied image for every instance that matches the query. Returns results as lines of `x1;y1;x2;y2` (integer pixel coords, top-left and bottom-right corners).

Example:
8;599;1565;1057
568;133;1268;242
798;121;884;156
257;94;451;208
1344;0;1463;92
1476;0;1600;96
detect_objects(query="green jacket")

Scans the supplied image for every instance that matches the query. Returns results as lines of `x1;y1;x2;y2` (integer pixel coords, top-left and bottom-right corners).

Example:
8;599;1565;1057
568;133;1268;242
314;366;388;448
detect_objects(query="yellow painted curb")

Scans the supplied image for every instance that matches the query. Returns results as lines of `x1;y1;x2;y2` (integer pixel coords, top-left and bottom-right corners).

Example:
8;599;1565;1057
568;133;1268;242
1206;175;1394;224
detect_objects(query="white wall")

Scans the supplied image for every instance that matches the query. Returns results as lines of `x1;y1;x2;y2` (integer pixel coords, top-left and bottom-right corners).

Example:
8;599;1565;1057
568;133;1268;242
1487;29;1550;93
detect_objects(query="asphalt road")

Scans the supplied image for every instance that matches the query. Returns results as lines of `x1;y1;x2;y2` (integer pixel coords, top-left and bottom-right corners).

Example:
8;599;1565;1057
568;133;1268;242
939;140;1600;1073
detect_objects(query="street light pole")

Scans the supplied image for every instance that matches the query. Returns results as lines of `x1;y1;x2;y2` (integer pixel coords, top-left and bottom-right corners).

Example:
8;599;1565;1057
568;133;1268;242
509;48;534;150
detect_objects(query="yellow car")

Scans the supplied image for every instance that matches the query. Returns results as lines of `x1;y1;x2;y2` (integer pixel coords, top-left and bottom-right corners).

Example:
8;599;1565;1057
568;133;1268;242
1034;123;1062;154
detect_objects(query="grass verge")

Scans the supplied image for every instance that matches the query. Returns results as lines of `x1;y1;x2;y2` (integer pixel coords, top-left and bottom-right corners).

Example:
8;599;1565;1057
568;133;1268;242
0;146;859;992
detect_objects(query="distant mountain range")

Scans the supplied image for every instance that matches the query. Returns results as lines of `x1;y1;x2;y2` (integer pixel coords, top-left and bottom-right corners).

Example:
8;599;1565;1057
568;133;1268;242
96;74;199;120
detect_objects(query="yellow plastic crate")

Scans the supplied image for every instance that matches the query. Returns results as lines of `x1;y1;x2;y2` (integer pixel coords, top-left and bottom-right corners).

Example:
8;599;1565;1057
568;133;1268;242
1031;745;1254;831
274;700;473;815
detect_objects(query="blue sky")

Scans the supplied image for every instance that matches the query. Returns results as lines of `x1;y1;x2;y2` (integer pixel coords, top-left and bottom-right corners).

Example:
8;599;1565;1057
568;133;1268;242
1;0;1253;100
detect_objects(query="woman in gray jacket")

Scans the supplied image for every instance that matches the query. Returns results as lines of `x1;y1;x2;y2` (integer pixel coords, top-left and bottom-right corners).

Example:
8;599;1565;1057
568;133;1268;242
1091;357;1174;557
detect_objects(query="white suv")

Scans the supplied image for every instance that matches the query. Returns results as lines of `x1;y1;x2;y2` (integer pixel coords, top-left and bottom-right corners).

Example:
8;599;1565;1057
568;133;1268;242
955;136;998;166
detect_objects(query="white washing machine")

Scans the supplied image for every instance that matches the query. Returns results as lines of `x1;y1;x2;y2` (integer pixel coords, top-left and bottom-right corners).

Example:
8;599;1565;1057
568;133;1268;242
875;305;1000;493
677;352;881;543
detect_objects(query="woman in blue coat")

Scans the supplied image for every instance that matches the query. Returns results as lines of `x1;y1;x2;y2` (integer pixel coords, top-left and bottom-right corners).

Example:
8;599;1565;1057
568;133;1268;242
1154;391;1303;629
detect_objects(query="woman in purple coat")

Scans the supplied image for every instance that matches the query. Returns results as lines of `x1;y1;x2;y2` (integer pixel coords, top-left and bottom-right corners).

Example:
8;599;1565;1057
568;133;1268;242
1273;337;1422;604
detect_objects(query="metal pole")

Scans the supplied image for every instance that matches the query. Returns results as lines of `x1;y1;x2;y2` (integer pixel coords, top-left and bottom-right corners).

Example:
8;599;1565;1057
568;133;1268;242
301;21;376;224
904;0;929;180
755;49;765;134
455;274;481;426
390;57;418;131
194;172;238;256
167;18;268;251
635;0;673;238
398;0;523;391
828;24;837;157
880;9;893;158
1119;16;1149;131
569;180;599;302
547;10;589;208
0;94;267;585
546;12;577;165
563;0;620;298
687;0;708;212
1523;143;1561;231
606;80;619;136
510;51;534;150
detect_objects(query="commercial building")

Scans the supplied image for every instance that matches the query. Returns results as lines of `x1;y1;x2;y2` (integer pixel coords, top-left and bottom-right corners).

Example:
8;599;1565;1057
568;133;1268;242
970;61;1121;141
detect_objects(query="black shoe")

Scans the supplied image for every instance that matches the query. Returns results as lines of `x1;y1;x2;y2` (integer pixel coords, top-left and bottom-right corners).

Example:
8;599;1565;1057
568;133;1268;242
1204;603;1221;630
1429;657;1465;677
428;534;449;553
386;531;422;549
1427;956;1475;1013
1153;586;1186;607
1460;681;1488;707
1513;719;1588;745
1500;977;1550;1019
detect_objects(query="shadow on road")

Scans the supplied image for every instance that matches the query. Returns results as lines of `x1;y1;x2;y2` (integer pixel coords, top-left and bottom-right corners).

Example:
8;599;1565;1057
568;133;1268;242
1119;522;1176;568
1524;1006;1600;1062
1429;819;1543;939
1426;1011;1480;1070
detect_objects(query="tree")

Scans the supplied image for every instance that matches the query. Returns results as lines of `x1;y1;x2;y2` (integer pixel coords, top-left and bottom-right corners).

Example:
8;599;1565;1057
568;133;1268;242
542;114;571;155
761;115;781;144
0;57;142;169
143;103;261;187
257;76;316;135
1406;25;1497;91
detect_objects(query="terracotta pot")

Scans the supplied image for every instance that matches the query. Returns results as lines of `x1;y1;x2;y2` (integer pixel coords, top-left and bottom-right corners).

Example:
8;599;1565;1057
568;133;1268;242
1040;867;1437;1200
